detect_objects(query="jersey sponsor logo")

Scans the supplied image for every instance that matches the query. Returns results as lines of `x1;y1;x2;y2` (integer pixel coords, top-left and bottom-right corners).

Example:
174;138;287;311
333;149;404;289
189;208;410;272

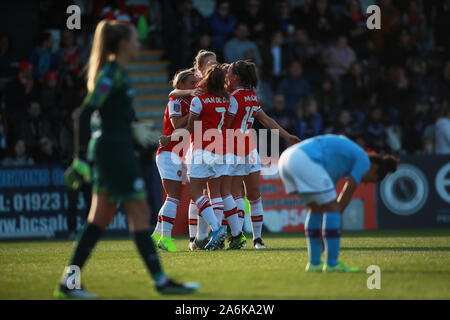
380;164;429;216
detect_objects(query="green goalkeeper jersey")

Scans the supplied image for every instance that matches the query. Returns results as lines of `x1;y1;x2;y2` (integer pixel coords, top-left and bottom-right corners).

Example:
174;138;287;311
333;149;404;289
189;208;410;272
84;60;135;142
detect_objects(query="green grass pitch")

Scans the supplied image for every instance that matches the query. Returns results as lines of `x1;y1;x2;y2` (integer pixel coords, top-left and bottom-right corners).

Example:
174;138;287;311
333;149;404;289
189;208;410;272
0;228;449;300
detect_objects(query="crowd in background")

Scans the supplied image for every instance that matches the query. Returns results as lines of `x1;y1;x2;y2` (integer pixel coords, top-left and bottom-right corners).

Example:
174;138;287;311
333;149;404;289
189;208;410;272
0;0;449;168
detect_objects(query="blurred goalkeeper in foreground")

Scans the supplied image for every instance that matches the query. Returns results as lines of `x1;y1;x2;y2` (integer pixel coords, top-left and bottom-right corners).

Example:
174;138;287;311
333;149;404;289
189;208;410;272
55;20;199;299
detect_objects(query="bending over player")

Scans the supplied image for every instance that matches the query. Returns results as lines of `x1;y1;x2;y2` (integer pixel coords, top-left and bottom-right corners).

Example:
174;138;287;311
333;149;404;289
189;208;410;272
278;134;399;272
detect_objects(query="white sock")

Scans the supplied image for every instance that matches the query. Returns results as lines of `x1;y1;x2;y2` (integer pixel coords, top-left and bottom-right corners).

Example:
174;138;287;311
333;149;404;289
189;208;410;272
234;196;246;231
161;197;179;238
195;195;219;232
223;195;240;237
250;197;264;240
211;197;224;227
188;200;198;240
154;206;163;235
197;216;210;241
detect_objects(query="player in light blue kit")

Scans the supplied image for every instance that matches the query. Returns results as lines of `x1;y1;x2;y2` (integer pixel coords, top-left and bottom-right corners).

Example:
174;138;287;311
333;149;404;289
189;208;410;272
278;134;399;272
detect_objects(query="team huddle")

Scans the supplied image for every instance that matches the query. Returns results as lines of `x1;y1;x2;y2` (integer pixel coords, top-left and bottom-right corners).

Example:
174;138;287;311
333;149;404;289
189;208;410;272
56;21;400;299
152;50;300;252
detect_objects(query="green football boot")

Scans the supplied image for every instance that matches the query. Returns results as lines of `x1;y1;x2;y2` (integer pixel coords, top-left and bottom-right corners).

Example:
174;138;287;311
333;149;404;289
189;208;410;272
323;261;360;273
158;237;180;252
305;262;324;272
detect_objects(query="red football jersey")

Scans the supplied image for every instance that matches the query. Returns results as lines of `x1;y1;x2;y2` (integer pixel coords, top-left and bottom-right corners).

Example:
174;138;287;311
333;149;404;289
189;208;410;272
190;93;233;154
157;97;191;156
228;88;261;156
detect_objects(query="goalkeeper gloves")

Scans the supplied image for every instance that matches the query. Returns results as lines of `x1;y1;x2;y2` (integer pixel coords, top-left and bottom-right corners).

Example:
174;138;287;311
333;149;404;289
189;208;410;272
65;158;91;190
132;120;161;148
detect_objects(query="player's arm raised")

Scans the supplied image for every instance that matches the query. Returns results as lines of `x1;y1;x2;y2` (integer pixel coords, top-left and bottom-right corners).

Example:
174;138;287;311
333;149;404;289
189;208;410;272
255;109;301;146
168;88;204;98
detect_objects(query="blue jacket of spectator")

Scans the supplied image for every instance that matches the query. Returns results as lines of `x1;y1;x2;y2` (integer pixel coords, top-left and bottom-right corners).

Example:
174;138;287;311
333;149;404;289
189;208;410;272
277;76;311;109
208;12;237;50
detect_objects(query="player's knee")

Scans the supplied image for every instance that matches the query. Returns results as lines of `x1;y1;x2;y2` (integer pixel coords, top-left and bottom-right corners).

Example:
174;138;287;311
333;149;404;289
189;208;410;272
320;200;340;213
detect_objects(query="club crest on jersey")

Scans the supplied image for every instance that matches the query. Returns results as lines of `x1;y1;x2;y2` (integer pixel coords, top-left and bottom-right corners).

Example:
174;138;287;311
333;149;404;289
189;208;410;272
173;102;181;112
98;77;112;96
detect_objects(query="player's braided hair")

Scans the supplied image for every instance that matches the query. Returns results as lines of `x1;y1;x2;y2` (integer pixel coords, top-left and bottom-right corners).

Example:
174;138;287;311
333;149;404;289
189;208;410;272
369;154;400;181
198;63;229;99
231;60;258;89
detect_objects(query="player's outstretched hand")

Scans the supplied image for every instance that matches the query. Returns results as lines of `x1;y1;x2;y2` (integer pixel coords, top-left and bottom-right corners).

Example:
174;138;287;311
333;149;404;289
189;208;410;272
159;135;171;148
287;135;301;146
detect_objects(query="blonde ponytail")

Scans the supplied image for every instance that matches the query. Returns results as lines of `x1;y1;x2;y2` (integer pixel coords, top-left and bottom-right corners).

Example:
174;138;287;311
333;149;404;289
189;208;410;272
86;20;132;92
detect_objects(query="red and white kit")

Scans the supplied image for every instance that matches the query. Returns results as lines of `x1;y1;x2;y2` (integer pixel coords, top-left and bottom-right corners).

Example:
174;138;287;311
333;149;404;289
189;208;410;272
227;88;262;176
156;97;191;181
187;93;237;178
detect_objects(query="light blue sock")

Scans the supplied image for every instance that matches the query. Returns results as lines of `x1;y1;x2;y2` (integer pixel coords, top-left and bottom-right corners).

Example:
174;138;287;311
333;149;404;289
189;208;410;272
305;211;323;265
323;212;341;267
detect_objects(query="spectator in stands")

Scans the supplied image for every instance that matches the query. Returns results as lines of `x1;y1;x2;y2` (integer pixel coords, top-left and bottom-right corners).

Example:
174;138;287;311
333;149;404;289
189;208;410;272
287;28;322;83
207;1;237;53
373;0;402;54
1;139;35;166
403;0;426;46
35;136;60;164
271;1;296;36
0;111;8;159
29;31;54;83
433;0;450;55
438;60;450;103
266;93;295;151
254;66;274;110
340;0;370;59
4;61;40;130
323;35;356;85
57;30;82;78
378;67;415;126
298;97;323;139
276;60;310;110
41;71;64;126
435;104;450;154
0;34;16;86
383;29;419;68
20;101;53;156
408;59;439;105
166;0;207;76
325;108;360;139
223;23;262;66
340;61;370;109
260;31;290;85
238;0;267;45
313;75;339;127
364;107;387;153
304;0;336;45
